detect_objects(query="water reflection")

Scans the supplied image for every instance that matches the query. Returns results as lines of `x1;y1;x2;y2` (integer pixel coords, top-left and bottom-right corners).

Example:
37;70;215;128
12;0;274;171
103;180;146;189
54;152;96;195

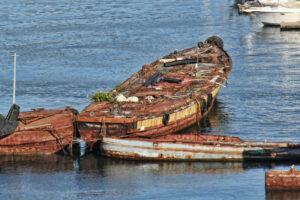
266;190;300;200
175;99;230;135
199;99;230;134
1;152;300;200
77;154;246;175
0;152;274;176
0;155;74;173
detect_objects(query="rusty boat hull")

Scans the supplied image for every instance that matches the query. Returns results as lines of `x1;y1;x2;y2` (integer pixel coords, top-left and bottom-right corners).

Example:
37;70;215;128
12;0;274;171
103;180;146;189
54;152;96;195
77;36;232;147
0;108;77;155
96;134;300;161
266;166;300;191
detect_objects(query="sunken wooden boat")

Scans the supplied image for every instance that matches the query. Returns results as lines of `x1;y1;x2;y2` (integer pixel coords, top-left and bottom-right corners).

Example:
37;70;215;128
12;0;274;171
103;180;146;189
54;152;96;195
0;104;77;155
266;165;300;191
77;36;232;147
97;134;300;161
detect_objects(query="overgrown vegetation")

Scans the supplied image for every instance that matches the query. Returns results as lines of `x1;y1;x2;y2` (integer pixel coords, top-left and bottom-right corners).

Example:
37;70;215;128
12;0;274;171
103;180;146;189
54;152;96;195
115;84;123;92
88;92;112;103
88;84;124;103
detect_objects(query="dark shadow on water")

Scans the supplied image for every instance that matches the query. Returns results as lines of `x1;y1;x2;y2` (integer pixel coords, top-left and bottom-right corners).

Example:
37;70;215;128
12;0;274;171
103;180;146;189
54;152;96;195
266;190;300;200
260;26;281;34
0;154;75;173
263;24;280;28
258;25;300;39
261;23;300;32
175;99;230;135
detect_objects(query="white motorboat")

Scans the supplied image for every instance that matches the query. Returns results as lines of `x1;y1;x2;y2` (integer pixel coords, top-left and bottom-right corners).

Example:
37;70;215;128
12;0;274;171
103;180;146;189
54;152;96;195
238;0;288;14
245;0;300;25
258;0;289;6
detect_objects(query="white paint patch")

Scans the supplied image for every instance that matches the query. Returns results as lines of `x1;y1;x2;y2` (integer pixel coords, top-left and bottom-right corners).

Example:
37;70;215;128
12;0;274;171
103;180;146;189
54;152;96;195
210;75;220;83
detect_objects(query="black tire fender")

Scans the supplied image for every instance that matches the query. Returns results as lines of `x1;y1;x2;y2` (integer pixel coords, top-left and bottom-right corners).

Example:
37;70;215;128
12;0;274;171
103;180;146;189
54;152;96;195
207;93;213;108
163;113;170;126
204;36;224;49
200;98;207;115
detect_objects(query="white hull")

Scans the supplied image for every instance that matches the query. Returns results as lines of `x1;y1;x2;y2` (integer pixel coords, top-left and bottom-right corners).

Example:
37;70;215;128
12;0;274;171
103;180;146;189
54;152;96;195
256;10;300;25
249;6;300;25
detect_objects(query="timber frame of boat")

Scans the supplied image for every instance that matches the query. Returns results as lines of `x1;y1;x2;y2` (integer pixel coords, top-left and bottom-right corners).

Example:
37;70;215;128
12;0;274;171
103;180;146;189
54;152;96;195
266;165;300;190
76;36;232;148
96;134;300;161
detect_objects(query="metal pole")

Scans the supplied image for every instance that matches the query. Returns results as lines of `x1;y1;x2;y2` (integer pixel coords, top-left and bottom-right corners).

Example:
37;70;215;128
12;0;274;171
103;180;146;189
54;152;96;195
12;53;19;105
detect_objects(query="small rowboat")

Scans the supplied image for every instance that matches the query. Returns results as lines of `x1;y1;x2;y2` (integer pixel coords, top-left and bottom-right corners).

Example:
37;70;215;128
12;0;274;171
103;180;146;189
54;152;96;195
0;105;77;155
266;165;300;190
77;36;232;148
96;134;300;161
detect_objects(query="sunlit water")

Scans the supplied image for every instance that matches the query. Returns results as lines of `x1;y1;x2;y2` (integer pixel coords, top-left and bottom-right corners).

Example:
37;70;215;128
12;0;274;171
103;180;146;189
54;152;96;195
1;0;300;199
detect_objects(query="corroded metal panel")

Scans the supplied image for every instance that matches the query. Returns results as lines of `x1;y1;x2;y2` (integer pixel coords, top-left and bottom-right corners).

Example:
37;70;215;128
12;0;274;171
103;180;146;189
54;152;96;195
266;166;300;190
0;108;76;155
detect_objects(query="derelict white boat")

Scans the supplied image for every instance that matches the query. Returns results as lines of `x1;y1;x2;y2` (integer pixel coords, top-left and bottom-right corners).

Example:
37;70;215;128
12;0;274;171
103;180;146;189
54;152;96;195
97;134;300;161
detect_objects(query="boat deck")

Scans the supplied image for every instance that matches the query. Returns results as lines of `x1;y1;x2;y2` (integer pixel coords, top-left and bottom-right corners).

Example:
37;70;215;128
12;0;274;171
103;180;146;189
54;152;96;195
79;44;231;120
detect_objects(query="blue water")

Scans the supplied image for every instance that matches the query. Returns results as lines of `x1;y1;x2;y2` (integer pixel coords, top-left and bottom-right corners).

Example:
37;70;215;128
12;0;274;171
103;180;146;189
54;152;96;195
1;0;300;199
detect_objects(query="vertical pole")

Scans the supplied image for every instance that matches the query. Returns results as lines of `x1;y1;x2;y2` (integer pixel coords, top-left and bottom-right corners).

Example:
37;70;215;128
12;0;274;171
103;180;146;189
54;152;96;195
12;53;18;105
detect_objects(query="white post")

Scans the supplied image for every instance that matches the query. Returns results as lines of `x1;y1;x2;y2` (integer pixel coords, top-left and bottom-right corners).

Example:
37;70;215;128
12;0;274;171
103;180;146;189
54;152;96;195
12;53;19;105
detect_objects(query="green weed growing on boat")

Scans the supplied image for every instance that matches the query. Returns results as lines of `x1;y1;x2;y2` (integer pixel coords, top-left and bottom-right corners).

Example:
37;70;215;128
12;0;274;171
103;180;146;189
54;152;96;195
115;84;123;92
88;92;112;103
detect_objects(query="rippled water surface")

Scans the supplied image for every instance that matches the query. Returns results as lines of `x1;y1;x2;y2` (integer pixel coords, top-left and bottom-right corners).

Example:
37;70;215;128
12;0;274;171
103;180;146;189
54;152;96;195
1;0;300;199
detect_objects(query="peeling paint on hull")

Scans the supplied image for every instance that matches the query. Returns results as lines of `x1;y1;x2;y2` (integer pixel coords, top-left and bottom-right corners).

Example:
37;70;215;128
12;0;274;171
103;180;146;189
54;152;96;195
101;138;243;161
98;135;300;161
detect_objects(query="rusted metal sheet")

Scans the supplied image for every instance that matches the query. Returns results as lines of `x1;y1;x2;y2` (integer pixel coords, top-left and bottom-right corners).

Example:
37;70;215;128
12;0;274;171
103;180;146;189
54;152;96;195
266;165;300;191
77;36;232;147
0;107;77;155
97;134;300;161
